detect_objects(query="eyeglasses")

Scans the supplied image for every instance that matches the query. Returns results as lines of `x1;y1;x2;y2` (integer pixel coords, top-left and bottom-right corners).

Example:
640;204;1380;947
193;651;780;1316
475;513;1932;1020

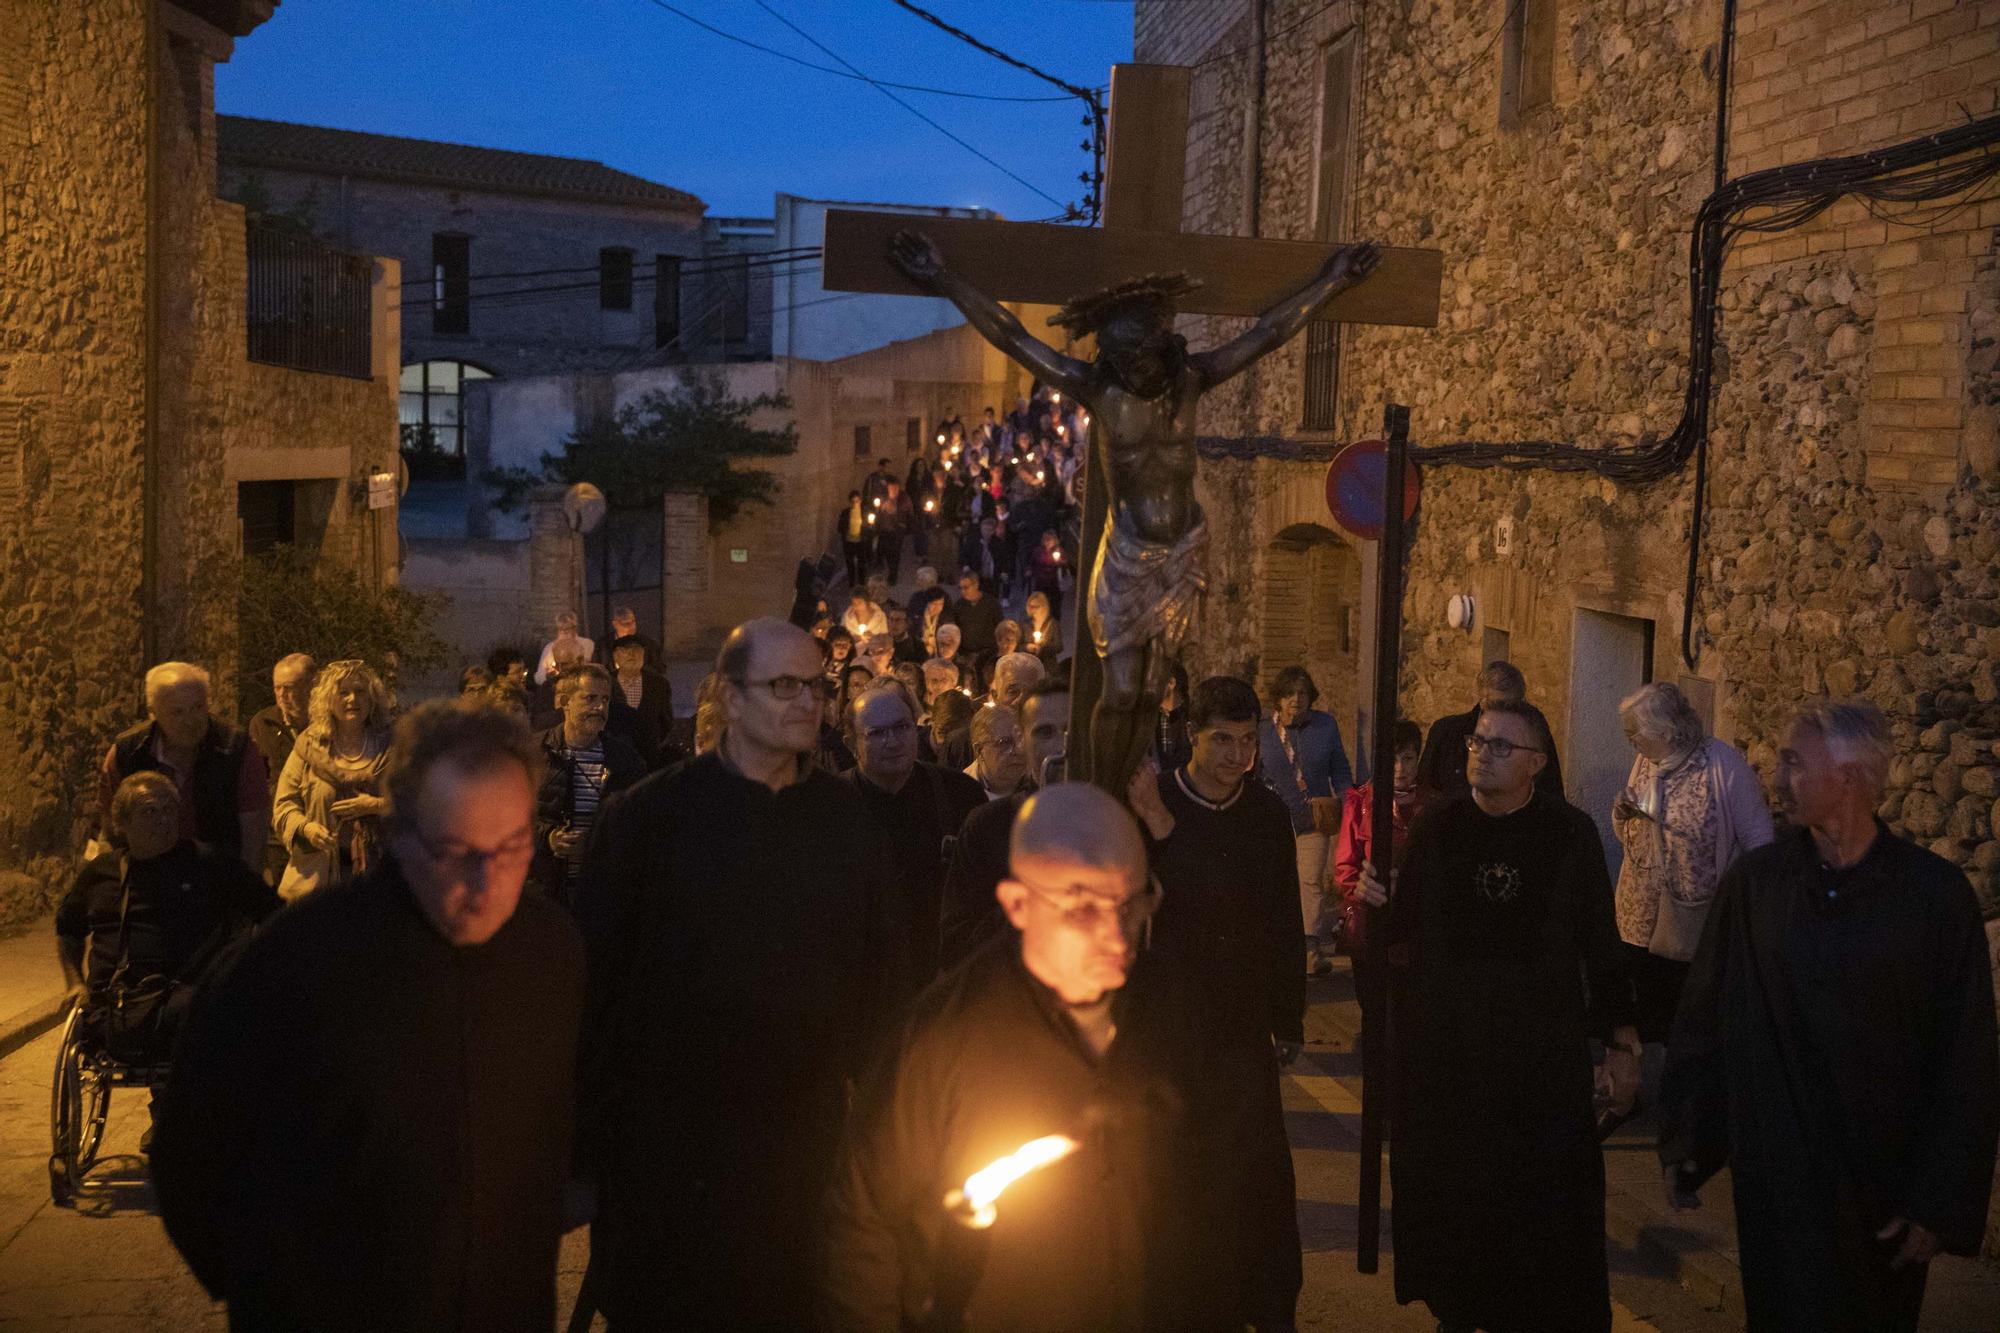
1466;734;1540;759
862;719;917;745
1018;875;1164;934
408;826;535;879
735;675;833;701
978;734;1022;755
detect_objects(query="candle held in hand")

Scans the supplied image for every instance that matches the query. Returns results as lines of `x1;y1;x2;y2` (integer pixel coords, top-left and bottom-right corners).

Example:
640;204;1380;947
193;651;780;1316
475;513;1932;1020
944;1135;1080;1229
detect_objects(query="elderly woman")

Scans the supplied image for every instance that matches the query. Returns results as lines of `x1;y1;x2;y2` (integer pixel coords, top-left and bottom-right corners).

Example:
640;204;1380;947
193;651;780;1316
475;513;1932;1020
1612;681;1774;1047
272;660;394;901
1023;591;1062;672
534;611;594;686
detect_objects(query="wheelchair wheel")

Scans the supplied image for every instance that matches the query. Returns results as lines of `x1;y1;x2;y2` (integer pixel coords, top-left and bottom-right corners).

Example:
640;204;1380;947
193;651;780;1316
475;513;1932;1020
48;1002;110;1206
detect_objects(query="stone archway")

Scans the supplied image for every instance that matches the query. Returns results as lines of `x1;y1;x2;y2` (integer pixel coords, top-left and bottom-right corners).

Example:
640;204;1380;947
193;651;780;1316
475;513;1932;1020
1259;521;1364;741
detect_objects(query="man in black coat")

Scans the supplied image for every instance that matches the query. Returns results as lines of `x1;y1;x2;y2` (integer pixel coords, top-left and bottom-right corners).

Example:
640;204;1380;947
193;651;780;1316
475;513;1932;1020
575;618;911;1329
247;653;316;883
1414;659;1564;803
605;636;678;769
152;700;586;1333
822;783;1248;1332
534;664;646;912
99;661;269;872
940;680;1071;972
840;676;986;986
1127;676;1305;1331
1659;699;1998;1333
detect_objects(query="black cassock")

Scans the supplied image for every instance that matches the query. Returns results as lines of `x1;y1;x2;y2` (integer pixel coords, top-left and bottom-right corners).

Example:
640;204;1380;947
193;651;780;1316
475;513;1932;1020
822;935;1250;1332
1658;822;1999;1333
1385;792;1633;1333
575;753;909;1330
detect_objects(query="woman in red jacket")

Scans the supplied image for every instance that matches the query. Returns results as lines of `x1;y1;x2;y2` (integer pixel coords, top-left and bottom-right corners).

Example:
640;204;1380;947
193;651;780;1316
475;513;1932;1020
1333;719;1425;1030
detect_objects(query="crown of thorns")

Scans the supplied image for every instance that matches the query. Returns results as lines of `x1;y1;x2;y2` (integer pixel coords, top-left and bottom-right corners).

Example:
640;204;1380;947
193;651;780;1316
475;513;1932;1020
1048;271;1203;333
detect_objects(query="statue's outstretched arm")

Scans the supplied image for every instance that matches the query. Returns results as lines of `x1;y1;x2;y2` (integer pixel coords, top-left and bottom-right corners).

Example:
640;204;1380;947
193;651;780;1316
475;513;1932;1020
1190;241;1381;388
889;230;1092;395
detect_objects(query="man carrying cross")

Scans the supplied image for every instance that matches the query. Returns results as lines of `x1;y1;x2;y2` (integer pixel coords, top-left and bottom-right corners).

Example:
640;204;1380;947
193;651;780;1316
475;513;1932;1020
889;231;1380;795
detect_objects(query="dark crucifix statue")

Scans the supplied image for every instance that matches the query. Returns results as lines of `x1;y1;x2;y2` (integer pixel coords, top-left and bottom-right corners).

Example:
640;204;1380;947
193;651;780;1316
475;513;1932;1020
889;230;1382;798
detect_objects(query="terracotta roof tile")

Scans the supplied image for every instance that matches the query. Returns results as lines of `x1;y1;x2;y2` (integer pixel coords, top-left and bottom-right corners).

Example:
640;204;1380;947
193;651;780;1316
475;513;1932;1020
217;114;705;213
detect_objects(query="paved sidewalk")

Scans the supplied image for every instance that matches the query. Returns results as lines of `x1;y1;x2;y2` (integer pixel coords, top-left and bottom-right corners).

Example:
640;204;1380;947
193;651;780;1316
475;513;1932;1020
0;917;66;1063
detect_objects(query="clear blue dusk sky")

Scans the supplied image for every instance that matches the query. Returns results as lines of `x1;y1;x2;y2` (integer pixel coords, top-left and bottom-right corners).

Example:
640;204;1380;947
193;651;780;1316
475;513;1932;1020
218;1;1136;220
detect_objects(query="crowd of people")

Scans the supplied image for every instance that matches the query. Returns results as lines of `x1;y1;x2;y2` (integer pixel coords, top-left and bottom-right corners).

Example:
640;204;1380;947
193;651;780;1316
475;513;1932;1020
47;399;1999;1331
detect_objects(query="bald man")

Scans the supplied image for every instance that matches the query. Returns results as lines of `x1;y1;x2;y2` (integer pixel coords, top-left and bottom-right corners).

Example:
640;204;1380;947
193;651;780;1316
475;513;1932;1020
824;784;1249;1332
576;617;911;1329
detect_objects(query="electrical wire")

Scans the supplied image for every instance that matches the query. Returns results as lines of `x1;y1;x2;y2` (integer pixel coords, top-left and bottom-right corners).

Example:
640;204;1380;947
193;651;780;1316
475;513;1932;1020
390;247;823;291
1403;114;2000;668
1193;0;1342;69
637;0;1076;102
401;257;825;308
879;0;1105;222
747;0;1069;211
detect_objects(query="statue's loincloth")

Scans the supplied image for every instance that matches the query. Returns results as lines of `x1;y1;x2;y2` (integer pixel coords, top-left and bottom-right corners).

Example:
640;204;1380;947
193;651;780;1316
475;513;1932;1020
1088;514;1208;659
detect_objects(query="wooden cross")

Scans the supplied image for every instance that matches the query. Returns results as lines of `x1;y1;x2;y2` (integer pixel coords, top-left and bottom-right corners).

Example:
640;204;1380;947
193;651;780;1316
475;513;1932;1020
824;64;1442;782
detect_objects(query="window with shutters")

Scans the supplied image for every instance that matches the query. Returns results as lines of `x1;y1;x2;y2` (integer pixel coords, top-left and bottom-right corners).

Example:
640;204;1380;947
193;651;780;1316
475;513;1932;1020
1303;34;1356;431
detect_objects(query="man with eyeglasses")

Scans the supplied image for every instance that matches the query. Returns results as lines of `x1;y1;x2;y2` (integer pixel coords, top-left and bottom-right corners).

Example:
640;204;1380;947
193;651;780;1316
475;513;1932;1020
154;699;585;1331
1127;676;1305;1332
824;782;1249;1331
574;617;909;1329
1356;698;1637;1333
940;678;1072;971
1414;659;1565;804
840;676;986;984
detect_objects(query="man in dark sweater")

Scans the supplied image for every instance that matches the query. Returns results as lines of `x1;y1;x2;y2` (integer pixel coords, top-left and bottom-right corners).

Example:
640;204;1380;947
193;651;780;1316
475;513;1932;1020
1414;659;1564;803
247;652;315;883
1128;675;1305;1331
575;618;911;1328
153;700;585;1333
840;676;986;985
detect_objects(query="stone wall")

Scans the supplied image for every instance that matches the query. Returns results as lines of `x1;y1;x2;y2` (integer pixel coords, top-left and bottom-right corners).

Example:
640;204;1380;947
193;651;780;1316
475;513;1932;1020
0;0;151;921
0;2;399;924
1142;0;2000;1250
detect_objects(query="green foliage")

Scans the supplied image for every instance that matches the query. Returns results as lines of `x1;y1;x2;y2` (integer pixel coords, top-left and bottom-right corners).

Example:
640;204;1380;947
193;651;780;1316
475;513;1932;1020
236;545;452;716
484;368;796;527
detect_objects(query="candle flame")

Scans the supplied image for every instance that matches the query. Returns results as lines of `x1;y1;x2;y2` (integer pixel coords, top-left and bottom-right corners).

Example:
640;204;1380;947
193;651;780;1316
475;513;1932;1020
944;1135;1080;1229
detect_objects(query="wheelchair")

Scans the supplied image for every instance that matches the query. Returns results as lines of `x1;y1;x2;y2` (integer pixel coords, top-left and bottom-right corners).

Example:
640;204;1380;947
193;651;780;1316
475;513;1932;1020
48;991;170;1206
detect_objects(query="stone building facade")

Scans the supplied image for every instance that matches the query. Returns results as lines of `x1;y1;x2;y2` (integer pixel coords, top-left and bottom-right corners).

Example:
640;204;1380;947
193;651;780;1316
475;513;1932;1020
0;1;399;922
1139;0;1999;1248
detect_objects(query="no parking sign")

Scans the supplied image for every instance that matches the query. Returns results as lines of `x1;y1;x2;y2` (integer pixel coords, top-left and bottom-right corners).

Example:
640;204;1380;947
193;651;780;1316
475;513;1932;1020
1324;438;1420;543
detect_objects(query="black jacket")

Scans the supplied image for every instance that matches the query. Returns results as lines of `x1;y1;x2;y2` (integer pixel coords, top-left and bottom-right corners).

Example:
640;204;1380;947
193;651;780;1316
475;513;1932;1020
606;667;678;769
938;791;1026;971
152;865;585;1332
822;936;1251;1332
946;591;1003;657
842;762;988;986
532;725;646;903
57;843;277;992
107;718;259;861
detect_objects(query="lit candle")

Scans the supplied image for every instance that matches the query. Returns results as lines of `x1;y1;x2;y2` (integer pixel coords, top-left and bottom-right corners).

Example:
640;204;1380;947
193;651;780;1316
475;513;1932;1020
1051;392;1061;403
945;1135;1080;1230
924;499;936;512
936;433;946;445
866;513;876;525
873;496;882;508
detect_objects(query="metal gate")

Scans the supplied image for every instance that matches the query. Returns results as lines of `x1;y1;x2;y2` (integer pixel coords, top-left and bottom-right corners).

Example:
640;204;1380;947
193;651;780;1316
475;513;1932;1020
583;503;664;647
